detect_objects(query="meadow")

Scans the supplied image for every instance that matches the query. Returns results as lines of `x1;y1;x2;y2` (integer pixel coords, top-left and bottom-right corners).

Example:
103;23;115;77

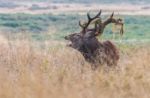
0;13;150;42
0;12;150;98
0;36;150;98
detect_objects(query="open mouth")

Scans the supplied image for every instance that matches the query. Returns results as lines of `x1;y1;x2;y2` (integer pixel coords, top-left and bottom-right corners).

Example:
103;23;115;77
66;42;72;47
65;39;72;47
64;36;73;46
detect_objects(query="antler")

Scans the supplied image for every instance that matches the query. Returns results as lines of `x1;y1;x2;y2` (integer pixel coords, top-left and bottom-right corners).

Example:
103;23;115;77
120;23;124;35
115;18;124;36
102;12;124;36
79;10;102;34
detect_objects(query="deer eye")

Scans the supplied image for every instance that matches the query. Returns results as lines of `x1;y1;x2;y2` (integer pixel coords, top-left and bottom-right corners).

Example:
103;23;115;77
118;18;122;22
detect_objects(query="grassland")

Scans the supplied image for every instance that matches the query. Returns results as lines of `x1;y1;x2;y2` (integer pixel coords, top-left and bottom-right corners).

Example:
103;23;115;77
0;13;150;42
0;4;150;98
0;35;150;98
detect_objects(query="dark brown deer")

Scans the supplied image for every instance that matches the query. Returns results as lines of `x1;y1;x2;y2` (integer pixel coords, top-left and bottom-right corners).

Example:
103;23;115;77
65;10;124;69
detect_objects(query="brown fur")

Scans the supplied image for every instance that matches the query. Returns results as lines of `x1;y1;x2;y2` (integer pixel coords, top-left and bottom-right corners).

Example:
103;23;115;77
65;32;119;69
65;11;122;69
92;41;119;68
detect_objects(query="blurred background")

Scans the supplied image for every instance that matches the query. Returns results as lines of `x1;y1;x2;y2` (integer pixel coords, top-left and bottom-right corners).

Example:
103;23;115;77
0;0;149;43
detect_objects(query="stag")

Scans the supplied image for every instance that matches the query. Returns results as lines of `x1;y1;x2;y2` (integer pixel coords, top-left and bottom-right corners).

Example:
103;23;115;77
65;10;124;69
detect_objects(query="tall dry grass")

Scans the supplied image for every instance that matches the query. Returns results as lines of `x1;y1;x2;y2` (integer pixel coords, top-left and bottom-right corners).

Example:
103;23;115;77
0;35;150;98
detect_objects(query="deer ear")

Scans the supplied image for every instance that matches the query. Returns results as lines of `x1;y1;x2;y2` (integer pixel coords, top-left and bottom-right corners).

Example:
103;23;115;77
110;12;114;18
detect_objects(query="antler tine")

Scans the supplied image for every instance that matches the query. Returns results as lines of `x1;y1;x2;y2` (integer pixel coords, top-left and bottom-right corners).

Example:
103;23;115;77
87;13;91;20
85;10;102;28
120;24;124;35
78;12;93;33
85;13;92;27
87;10;102;20
93;10;102;19
79;10;102;34
110;12;114;18
79;20;88;34
79;21;84;28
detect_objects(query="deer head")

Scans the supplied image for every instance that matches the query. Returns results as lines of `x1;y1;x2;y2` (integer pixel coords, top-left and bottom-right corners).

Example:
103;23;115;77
65;11;124;45
65;11;124;61
65;11;102;60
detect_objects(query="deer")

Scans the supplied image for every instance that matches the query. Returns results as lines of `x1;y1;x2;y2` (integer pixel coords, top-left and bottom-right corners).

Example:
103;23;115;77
65;10;124;69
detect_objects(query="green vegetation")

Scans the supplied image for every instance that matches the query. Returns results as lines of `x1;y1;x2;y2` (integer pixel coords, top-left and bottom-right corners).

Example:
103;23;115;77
0;13;149;42
29;4;50;11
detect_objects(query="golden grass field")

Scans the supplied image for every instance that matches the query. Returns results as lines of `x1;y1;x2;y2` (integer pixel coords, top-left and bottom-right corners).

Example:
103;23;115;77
0;34;150;98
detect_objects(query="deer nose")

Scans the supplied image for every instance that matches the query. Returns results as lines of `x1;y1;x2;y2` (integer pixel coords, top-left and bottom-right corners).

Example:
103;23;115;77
64;36;68;40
